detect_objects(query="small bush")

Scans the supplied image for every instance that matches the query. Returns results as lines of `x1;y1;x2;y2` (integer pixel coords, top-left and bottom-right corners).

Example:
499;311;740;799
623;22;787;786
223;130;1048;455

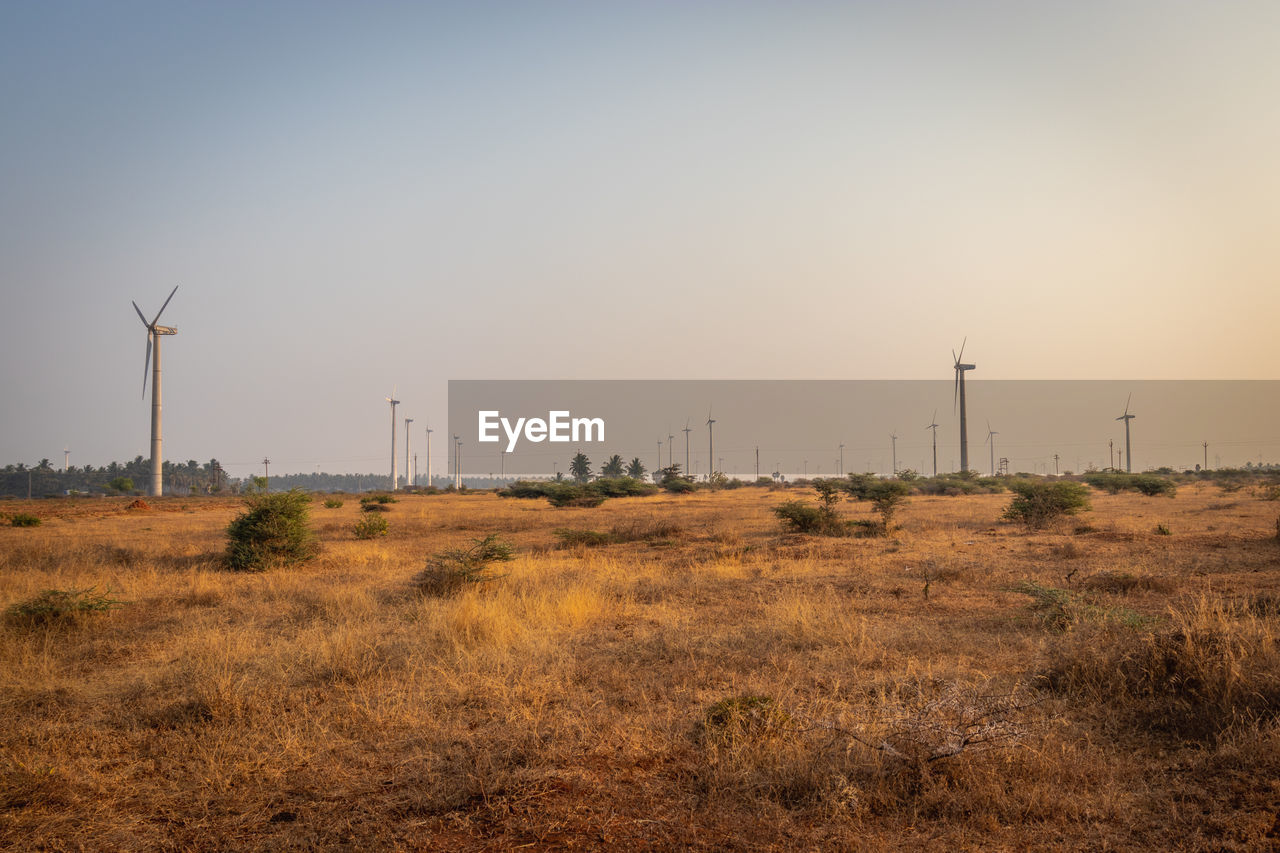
9;513;40;527
1154;522;1171;536
868;480;910;531
360;502;391;512
224;490;318;572
1003;480;1091;528
353;513;389;539
323;497;344;509
553;528;614;548
5;587;121;627
359;493;397;507
414;534;515;596
773;501;843;535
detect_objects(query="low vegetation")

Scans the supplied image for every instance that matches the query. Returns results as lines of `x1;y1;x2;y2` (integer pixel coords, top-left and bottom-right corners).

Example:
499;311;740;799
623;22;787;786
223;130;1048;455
1003;479;1092;527
2;486;1279;849
223;490;318;571
352;512;388;539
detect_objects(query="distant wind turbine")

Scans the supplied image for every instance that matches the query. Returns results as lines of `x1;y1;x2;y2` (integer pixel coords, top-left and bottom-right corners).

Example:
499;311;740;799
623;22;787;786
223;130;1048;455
706;406;716;480
667;428;675;469
405;417;414;488
953;338;976;472
682;418;692;474
132;285;179;497
890;431;898;475
926;410;939;477
1116;394;1136;473
386;389;400;490
985;419;999;476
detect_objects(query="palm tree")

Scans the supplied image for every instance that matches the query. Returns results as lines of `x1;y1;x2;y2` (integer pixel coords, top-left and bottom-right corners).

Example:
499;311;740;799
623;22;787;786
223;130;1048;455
569;452;592;483
601;454;625;478
626;458;647;480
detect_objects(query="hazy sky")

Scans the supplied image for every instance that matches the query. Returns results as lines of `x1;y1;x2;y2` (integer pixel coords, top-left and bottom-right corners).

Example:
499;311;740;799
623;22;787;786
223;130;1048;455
2;2;1277;477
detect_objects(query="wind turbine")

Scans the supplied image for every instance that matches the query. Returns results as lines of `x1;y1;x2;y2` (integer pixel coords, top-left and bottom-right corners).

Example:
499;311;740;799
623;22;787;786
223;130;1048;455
890;431;898;475
682;418;692;474
706;406;716;480
985;419;999;476
1116;393;1135;473
386;389;400;490
425;425;433;487
132;285;178;497
667;428;675;469
926;410;939;477
953;338;976;472
405;417;414;488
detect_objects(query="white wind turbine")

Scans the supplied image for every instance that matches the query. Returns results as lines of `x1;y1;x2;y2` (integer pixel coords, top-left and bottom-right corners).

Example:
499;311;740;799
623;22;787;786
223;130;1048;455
132;286;179;497
386;388;400;490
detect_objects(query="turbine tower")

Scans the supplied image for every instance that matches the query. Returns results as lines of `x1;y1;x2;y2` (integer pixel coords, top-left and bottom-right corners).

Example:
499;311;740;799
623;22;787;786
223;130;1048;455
425;425;433;488
890;431;898;475
682;419;692;474
667;429;675;469
985;419;999;476
1116;394;1136;473
386;390;400;490
132;285;179;497
706;407;716;480
926;410;939;477
953;338;976;472
405;417;414;488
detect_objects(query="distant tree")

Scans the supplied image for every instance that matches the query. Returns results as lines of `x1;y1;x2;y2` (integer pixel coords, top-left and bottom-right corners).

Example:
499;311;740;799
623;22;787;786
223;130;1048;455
569;452;592;483
37;459;51;470
601;454;625;478
626;457;647;480
108;476;134;494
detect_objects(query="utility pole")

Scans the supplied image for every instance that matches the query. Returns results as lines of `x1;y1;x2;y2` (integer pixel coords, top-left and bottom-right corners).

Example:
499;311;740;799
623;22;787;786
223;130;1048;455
1053;453;1060;476
404;417;414;490
1109;440;1114;471
668;431;674;469
263;458;270;493
839;442;845;477
683;422;692;475
500;450;505;479
755;446;759;480
657;439;662;474
1203;441;1209;471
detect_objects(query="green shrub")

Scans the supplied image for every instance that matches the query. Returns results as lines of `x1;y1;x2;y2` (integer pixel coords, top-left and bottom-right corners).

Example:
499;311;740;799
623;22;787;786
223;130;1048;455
868;480;910;531
553;528;614;548
1083;472;1175;497
1003;480;1091;528
773;500;843;535
359;493;397;507
1155;522;1171;536
9;513;41;527
354;513;389;539
323;497;344;509
414;534;515;596
108;476;134;493
5;587;121;627
545;483;606;508
224;490;318;571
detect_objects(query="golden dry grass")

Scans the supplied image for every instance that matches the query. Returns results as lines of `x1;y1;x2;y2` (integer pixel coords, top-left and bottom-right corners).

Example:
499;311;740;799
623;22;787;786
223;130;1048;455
2;484;1279;850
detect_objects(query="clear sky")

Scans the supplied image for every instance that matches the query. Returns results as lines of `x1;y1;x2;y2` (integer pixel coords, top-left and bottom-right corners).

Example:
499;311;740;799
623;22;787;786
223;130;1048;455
2;2;1277;477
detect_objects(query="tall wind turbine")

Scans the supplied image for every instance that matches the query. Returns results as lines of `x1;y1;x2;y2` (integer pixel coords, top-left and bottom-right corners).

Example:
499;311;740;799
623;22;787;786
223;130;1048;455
386;390;400;490
133;286;179;497
890;431;898;475
985;419;999;476
682;418;692;474
1116;394;1135;473
425;425;433;488
667;428;675;469
926;410;939;477
405;417;414;487
706;407;716;480
953;338;976;472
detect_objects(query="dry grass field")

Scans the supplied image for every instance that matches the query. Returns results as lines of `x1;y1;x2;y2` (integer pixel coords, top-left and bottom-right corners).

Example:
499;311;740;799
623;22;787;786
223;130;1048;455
2;484;1279;851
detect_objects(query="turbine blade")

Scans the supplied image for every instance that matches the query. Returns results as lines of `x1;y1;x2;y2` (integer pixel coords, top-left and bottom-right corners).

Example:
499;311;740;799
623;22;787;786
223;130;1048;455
1124;392;1132;416
132;300;148;327
142;331;153;398
957;337;967;362
151;285;178;326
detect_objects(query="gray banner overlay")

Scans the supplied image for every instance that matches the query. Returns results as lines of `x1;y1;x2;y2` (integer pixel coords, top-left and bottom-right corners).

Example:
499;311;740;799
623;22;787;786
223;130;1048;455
447;380;1279;479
